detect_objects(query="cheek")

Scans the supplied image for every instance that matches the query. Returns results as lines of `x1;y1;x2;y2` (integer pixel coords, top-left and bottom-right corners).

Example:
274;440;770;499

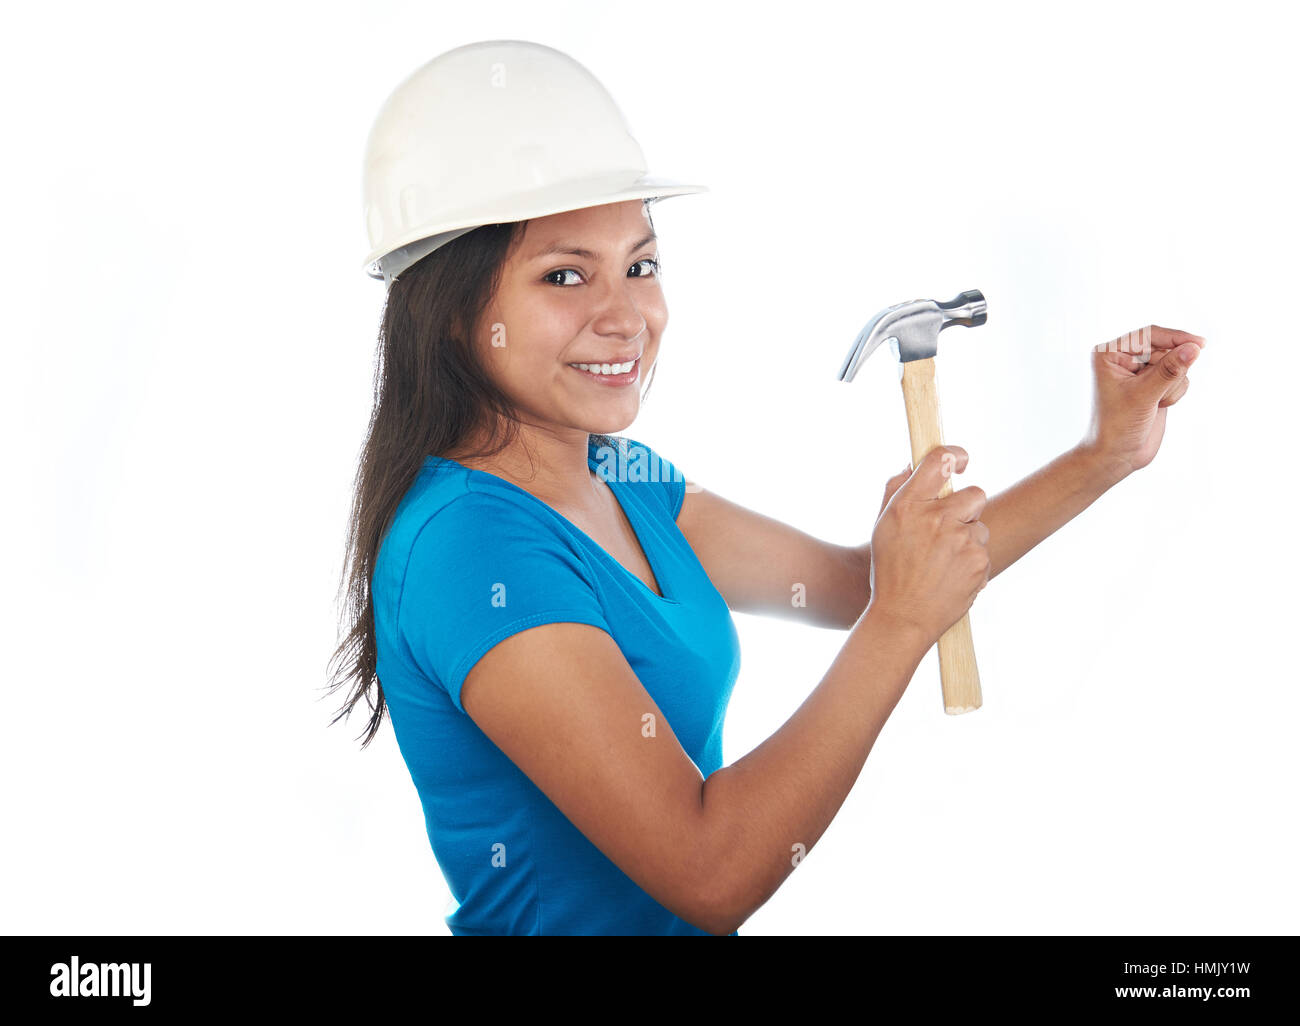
484;298;572;365
642;291;669;332
493;332;565;383
519;296;585;346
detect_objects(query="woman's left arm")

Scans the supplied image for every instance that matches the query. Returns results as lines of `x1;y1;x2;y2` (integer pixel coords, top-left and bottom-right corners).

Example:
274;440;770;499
676;485;875;630
679;444;1118;632
975;443;1125;585
678;324;1205;631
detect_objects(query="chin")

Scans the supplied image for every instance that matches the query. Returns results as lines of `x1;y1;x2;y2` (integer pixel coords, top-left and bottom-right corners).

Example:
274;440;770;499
586;414;638;436
571;393;641;429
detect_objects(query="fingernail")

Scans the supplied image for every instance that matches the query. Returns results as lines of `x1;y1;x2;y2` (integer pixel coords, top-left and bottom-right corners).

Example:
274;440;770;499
1181;345;1199;363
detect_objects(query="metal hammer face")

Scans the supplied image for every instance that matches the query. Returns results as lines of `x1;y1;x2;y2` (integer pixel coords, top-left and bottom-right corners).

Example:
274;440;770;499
837;289;987;380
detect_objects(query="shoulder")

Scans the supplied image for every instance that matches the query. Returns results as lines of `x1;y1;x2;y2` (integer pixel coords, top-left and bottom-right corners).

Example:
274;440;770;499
383;473;611;712
400;477;586;574
375;465;591;609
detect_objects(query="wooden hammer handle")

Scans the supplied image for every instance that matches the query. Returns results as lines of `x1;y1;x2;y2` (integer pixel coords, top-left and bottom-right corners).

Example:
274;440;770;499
898;356;983;715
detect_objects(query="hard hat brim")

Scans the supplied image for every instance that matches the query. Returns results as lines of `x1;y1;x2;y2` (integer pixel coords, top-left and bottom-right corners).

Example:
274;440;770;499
363;172;708;280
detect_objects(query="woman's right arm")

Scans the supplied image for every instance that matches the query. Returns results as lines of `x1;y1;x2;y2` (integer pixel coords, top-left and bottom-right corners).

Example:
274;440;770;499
460;446;988;934
698;446;989;929
695;604;930;931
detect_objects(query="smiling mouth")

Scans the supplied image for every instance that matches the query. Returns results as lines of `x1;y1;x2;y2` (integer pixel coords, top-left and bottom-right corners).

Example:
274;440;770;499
566;357;640;385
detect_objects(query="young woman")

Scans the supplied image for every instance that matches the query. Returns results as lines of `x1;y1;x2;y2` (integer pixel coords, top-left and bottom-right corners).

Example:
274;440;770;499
328;42;1205;935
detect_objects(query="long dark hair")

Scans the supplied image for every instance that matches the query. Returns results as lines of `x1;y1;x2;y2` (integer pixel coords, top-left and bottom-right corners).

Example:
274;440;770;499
325;210;650;748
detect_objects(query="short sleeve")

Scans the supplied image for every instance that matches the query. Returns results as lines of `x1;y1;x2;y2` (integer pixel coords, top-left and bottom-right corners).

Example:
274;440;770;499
606;435;689;521
396;492;612;714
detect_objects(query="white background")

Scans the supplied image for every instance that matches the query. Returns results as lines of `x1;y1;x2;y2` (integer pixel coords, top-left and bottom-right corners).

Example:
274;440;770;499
3;0;1296;935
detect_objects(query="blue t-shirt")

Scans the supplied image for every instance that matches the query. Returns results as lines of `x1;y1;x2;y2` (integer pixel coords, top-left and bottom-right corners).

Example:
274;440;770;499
372;434;742;935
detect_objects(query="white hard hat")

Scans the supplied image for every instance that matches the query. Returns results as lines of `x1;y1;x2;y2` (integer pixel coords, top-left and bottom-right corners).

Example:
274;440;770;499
361;39;708;284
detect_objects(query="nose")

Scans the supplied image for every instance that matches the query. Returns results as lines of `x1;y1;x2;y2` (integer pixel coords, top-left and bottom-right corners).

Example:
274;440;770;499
590;277;650;341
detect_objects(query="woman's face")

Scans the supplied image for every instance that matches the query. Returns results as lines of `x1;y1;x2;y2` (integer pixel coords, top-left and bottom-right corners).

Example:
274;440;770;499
472;199;667;437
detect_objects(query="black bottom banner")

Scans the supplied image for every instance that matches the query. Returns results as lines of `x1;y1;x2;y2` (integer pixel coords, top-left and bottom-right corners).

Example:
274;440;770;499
0;934;1288;1016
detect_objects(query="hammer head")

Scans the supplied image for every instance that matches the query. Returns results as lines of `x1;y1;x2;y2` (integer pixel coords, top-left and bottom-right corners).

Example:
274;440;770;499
838;289;987;381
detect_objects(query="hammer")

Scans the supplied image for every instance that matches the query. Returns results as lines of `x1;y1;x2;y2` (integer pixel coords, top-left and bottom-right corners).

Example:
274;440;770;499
837;289;988;715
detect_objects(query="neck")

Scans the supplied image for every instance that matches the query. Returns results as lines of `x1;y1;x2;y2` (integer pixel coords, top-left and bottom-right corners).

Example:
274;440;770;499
445;422;606;511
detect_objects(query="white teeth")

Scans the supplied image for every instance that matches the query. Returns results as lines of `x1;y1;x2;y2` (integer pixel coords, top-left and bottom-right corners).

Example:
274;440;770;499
570;360;636;375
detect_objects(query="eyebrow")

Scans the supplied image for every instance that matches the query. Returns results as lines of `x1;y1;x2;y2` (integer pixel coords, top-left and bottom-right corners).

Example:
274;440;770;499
527;232;658;262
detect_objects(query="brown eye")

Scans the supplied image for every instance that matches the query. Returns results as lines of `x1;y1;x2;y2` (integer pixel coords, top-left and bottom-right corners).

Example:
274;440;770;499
544;269;583;286
629;258;660;278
